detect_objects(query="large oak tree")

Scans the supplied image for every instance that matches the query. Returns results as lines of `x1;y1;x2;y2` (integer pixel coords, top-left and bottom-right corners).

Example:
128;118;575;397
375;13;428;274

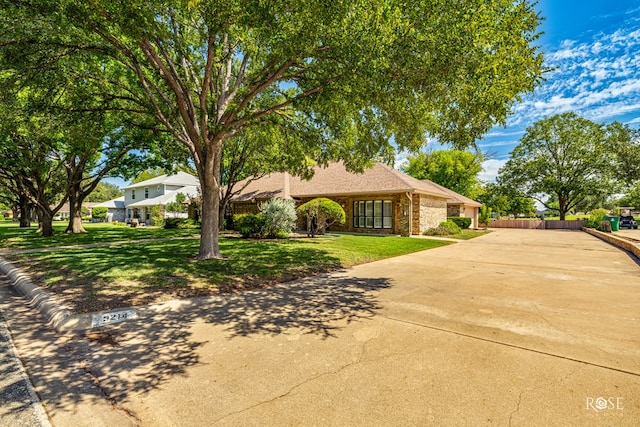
2;0;545;259
497;112;634;220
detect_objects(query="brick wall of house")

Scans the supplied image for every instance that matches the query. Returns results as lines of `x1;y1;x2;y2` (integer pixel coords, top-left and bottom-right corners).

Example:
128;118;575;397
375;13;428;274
231;192;448;236
108;208;125;223
412;195;447;234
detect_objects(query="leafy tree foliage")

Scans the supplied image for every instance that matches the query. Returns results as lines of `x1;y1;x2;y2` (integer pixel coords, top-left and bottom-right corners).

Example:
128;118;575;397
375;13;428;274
166;192;187;215
497;113;630;220
477;182;536;217
402;149;484;198
0;93;67;236
85;182;124;202
2;0;545;258
609;123;640;184
91;206;108;220
132;169;166;185
616;185;640;211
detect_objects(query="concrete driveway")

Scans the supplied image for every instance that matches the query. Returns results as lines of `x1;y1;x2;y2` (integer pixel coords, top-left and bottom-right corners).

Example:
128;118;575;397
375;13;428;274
2;229;639;426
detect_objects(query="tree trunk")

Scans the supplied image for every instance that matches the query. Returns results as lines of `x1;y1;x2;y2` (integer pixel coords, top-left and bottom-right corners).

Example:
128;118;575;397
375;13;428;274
65;188;87;233
196;143;223;260
37;207;54;237
559;196;568;221
18;194;31;228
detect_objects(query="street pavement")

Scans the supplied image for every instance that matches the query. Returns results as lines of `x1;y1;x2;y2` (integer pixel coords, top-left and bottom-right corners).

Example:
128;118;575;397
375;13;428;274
1;229;639;426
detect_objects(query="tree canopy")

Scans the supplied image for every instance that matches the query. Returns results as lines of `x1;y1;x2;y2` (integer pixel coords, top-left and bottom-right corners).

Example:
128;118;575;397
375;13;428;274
402;149;484;199
497;112;634;220
2;0;545;258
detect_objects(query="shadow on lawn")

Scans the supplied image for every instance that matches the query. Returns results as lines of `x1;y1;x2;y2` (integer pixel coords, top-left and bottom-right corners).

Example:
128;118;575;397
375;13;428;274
12;238;351;312
1;265;390;421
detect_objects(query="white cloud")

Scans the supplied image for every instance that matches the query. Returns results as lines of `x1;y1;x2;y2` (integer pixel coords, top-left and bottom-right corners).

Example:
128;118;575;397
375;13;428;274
507;15;640;129
479;159;508;183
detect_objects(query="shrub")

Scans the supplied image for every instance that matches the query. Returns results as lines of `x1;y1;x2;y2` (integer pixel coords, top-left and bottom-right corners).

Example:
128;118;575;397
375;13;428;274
448;216;471;229
164;218;201;229
585;208;609;229
233;213;266;238
479;205;492;230
177;219;200;229
92;206;108;221
150;205;164;227
423;220;461;236
296;198;345;237
259;198;297;238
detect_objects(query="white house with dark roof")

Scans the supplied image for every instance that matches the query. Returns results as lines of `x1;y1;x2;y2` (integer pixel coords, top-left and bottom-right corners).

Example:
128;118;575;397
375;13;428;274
98;172;200;224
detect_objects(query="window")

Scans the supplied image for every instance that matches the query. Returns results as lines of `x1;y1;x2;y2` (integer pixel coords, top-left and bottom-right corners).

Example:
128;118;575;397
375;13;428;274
132;189;136;200
353;200;392;229
145;187;149;198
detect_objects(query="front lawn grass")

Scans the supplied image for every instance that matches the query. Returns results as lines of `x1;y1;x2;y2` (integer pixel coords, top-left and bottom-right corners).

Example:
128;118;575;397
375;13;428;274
0;221;198;250
6;234;451;313
450;230;490;240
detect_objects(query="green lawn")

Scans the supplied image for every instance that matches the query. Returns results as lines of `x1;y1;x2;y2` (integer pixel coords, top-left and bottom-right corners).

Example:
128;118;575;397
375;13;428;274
0;221;199;250
3;225;451;313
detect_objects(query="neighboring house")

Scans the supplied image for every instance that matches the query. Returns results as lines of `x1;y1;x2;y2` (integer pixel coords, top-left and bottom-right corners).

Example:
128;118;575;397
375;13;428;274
230;162;481;236
95;197;126;223
429;182;481;229
55;202;100;220
98;172;200;225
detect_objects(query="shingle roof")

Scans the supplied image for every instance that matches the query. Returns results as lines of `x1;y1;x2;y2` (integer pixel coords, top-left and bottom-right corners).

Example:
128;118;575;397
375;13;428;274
231;162;454;201
427;181;482;208
123;172;199;190
95;196;125;209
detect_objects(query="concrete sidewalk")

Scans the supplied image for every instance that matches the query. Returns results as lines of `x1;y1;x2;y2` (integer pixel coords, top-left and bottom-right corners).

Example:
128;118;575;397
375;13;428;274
2;229;639;426
0;292;50;427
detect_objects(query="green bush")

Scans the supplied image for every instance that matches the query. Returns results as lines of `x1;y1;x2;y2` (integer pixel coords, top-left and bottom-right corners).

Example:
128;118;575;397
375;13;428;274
585;208;609;229
233;213;266;238
164;218;200;229
423;220;461;236
296;198;345;237
447;216;471;229
150;205;164;227
92;206;108;220
259;198;297;238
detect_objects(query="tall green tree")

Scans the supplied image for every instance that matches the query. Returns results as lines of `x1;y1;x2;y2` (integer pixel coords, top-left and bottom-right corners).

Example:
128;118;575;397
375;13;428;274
497;113;629;220
2;0;544;259
402;149;484;198
477;182;536;217
85;182;124;203
0;116;67;236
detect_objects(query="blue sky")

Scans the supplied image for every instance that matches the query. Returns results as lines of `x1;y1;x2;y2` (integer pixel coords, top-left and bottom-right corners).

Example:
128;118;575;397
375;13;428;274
476;1;640;182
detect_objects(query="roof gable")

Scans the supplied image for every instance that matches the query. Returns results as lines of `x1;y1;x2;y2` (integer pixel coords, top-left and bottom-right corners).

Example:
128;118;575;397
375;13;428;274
123;172;199;189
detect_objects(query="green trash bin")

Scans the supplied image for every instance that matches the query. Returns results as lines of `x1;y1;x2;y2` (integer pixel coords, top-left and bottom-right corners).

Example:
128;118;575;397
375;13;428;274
604;215;620;231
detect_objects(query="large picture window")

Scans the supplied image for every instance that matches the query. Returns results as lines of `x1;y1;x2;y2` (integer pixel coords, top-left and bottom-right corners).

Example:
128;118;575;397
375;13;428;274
353;200;392;229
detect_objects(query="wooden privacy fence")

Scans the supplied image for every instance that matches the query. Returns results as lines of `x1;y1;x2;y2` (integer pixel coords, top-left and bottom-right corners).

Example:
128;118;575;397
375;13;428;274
489;219;584;230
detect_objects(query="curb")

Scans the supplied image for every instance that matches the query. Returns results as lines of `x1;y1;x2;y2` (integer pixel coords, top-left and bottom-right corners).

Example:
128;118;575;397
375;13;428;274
0;257;137;334
582;227;640;259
